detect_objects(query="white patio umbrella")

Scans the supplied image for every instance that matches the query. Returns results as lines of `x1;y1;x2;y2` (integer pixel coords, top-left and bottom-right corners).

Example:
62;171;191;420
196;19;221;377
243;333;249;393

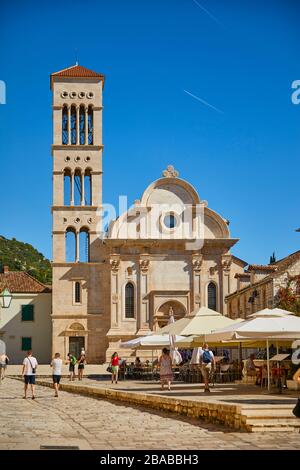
120;333;186;368
202;308;300;390
120;334;186;350
190;347;203;365
157;306;240;336
168;311;182;365
201;308;300;342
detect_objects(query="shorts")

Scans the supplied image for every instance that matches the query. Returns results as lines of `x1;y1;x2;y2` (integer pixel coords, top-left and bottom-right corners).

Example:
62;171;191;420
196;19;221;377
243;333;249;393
111;366;119;374
24;375;36;385
201;363;212;380
0;364;7;370
69;364;75;372
78;364;85;370
52;375;61;384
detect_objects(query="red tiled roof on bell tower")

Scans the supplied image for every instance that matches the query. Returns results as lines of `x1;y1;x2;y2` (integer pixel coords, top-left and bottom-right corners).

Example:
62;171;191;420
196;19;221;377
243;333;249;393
50;64;105;88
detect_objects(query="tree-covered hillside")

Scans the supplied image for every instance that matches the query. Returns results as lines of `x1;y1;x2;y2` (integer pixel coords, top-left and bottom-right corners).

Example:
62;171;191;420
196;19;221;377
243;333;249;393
0;236;52;284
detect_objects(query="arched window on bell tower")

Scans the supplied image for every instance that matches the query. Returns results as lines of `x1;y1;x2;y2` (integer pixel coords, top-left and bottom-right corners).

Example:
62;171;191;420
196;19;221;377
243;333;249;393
79;227;90;262
62;105;68;145
79;105;85;145
84;168;92;205
74;281;82;304
64;168;72;205
88;105;93;145
65;227;76;262
71;105;77;144
74;169;82;206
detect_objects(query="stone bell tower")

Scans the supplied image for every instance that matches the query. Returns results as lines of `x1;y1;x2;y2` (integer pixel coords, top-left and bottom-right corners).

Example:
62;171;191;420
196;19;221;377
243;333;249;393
50;64;110;363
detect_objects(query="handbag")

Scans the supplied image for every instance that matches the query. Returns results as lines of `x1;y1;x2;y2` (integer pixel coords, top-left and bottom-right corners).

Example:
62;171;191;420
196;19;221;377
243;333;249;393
106;365;112;373
292;398;300;418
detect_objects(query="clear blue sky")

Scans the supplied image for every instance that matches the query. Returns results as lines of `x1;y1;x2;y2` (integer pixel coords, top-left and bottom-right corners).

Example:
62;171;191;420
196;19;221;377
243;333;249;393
0;0;299;264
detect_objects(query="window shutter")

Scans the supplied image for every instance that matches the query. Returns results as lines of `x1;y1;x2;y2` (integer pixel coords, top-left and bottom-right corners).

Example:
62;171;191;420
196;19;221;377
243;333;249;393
21;305;34;321
22;337;32;351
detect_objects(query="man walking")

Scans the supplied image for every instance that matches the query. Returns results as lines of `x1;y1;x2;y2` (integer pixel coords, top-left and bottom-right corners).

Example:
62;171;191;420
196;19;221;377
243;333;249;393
22;350;38;399
50;352;63;397
200;343;215;393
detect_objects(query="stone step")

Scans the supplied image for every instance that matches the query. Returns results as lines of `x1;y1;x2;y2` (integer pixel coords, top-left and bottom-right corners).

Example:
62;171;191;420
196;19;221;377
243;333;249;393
241;410;296;418
244;416;300;432
249;425;298;432
246;418;300;425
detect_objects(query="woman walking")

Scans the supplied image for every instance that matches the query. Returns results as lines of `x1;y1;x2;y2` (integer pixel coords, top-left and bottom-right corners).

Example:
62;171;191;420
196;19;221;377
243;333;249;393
111;352;119;384
77;351;86;381
0;353;9;381
159;348;173;391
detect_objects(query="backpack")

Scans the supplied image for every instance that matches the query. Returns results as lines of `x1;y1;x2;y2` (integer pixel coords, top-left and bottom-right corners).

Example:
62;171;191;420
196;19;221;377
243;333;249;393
70;355;77;365
202;350;212;364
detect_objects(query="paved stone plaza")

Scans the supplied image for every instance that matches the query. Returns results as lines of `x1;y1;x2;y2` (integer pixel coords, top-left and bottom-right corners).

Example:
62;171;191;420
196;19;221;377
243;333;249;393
0;378;300;450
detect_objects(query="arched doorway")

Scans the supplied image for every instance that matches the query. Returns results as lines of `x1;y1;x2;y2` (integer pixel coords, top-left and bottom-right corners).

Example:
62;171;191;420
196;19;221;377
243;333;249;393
68;322;85;358
153;300;187;330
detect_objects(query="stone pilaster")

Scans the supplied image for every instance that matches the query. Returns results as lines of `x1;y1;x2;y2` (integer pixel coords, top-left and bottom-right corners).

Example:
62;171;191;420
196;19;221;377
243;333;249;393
137;254;151;334
221;254;232;315
110;254;121;328
192;254;203;311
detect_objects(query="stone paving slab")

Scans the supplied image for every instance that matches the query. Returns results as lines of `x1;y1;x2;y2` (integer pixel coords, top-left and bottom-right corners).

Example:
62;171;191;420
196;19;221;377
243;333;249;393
6;364;110;377
28;377;300;432
1;379;300;450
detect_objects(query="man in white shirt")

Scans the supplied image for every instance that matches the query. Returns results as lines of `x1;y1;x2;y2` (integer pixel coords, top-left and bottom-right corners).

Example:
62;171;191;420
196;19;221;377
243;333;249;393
22;350;38;399
200;343;215;393
50;352;63;397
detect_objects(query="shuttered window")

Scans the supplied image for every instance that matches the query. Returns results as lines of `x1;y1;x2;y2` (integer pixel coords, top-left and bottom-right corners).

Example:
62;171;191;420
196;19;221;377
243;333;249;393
22;337;32;351
21;305;34;321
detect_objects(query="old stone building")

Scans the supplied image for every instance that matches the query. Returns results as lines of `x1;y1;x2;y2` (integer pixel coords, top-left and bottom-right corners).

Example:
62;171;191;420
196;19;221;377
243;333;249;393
0;267;52;363
226;251;300;319
50;64;246;363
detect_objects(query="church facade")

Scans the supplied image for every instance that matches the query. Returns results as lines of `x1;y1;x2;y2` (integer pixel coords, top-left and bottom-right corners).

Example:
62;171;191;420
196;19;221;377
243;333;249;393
51;64;246;363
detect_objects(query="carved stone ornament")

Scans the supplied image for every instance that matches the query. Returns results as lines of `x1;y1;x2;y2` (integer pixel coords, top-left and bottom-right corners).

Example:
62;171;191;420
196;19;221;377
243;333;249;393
110;258;120;273
209;265;217;276
192;255;203;273
140;259;150;273
222;256;232;273
162;165;179;178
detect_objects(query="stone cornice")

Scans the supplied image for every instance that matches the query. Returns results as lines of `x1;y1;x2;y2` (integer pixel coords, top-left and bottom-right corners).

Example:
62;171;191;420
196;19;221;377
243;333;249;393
103;238;238;248
52;262;105;267
51;314;104;319
52;171;103;176
52;205;101;211
52;144;103;153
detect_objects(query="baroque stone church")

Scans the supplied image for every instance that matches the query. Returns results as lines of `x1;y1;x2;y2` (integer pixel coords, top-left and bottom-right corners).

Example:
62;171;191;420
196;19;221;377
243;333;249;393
51;64;246;363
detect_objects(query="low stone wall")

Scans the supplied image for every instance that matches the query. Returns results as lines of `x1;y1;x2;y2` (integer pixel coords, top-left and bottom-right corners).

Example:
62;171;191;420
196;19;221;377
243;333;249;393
35;379;244;431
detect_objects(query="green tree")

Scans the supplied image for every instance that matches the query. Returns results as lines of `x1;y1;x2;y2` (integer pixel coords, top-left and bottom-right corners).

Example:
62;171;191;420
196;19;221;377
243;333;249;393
0;235;52;284
275;276;300;316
